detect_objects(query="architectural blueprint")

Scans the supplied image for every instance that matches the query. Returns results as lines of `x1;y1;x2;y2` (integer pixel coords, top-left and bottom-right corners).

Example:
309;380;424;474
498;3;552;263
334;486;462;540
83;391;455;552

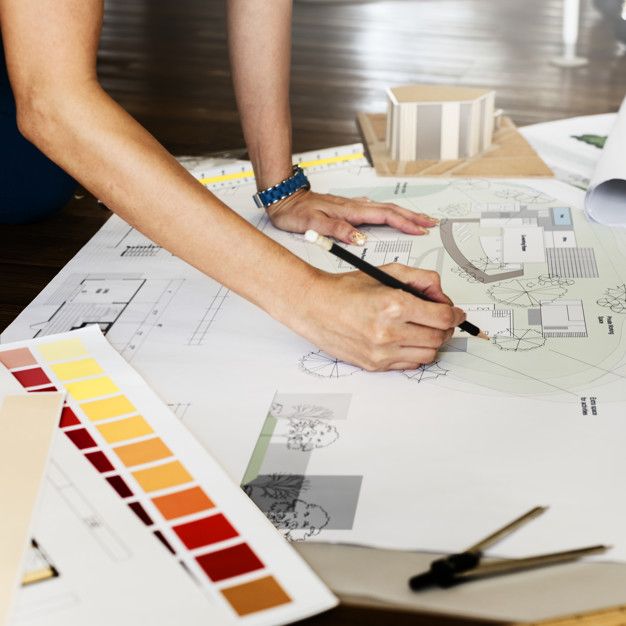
520;112;616;190
4;146;626;559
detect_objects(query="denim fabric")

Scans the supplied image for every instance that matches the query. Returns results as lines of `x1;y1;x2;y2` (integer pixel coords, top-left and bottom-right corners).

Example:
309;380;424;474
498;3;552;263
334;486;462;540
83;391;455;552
0;37;76;224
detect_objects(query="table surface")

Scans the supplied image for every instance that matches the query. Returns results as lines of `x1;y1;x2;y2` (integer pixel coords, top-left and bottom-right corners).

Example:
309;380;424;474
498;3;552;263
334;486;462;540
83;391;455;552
2;1;626;623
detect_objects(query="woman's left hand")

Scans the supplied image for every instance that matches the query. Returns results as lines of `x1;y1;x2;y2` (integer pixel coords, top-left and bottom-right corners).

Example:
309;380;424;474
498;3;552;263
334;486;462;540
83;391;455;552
265;189;439;245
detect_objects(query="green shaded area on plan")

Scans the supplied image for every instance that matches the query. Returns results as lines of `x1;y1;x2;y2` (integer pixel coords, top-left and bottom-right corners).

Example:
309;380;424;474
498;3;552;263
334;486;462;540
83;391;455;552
571;134;607;149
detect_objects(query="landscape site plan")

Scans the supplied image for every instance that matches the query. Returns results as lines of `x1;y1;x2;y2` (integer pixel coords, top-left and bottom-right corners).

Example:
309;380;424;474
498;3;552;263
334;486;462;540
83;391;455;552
4;145;626;561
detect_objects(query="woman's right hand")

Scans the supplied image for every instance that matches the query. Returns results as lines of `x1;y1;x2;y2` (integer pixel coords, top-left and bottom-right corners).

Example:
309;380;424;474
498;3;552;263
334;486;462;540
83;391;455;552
288;264;467;372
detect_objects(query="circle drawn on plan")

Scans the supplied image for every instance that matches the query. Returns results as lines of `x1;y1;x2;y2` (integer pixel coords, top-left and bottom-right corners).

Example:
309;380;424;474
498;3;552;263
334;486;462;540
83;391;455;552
439;202;471;217
452;180;491;191
487;278;567;308
597;284;626;314
451;265;482;284
401;361;449;382
537;274;575;288
493;329;546;351
493;188;555;204
299;350;362;378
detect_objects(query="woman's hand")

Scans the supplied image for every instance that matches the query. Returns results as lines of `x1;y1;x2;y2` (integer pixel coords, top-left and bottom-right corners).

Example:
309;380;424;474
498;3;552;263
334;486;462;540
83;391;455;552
289;264;466;371
267;189;439;245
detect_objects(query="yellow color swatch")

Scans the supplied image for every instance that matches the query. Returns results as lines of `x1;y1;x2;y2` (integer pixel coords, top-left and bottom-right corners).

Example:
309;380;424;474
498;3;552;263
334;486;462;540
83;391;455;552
38;338;88;362
97;415;153;444
81;395;136;422
114;438;172;467
66;377;119;401
50;358;103;381
132;461;192;492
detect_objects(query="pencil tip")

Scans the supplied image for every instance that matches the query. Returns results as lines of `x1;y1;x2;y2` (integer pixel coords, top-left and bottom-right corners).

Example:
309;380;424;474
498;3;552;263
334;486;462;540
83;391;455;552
478;331;490;341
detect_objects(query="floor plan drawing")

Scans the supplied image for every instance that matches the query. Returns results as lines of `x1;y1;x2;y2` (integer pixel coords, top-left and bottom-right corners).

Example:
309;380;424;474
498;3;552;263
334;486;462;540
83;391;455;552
265;173;626;406
598;283;626;313
111;226;168;258
242;393;362;542
5;158;626;558
299;351;363;379
28;273;186;361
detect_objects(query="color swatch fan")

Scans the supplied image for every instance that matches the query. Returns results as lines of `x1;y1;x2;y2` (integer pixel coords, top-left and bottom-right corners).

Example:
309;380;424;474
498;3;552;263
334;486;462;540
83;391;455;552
0;326;336;625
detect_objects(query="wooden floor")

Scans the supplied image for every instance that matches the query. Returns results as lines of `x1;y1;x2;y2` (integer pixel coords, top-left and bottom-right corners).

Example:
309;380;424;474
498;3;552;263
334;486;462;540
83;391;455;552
1;1;626;623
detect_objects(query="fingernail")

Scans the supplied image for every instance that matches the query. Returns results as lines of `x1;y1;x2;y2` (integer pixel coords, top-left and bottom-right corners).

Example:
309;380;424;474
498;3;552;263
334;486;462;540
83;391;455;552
428;217;440;224
350;230;368;246
416;227;429;235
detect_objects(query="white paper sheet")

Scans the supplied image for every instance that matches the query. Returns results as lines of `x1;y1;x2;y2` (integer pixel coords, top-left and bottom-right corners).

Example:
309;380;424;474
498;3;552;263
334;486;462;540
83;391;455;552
4;149;626;564
521;113;616;191
1;328;336;625
12;435;225;626
585;96;626;226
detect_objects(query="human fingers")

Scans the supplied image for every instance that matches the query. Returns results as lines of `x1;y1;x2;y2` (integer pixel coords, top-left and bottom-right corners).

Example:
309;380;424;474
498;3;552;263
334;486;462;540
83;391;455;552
388;346;442;370
330;197;430;236
378;289;465;331
378;202;440;228
326;194;439;230
398;324;455;349
361;346;440;372
379;263;454;305
305;212;368;246
349;197;440;230
369;316;453;350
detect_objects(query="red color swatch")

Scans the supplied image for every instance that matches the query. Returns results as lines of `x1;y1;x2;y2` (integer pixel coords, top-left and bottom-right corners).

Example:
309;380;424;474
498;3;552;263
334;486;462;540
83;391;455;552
173;514;238;550
154;530;175;554
0;347;37;369
128;501;153;526
84;451;115;473
196;543;263;582
60;406;81;428
106;475;133;498
64;428;97;450
29;386;58;393
12;368;51;388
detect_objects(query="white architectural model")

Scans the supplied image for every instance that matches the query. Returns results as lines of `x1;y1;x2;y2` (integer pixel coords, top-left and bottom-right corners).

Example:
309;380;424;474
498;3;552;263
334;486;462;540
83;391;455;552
386;84;495;161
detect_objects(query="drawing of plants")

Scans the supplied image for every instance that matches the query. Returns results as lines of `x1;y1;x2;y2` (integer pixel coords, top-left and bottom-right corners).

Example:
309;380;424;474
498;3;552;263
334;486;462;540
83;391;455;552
243;473;308;501
287;418;339;451
266;499;330;541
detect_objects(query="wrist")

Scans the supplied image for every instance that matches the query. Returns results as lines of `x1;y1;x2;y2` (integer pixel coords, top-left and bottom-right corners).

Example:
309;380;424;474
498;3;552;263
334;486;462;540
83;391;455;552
267;263;329;330
253;165;310;209
255;163;293;191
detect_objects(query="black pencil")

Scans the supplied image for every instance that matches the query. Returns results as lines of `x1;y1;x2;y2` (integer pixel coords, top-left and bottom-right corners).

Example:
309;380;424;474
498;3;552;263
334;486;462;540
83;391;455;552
304;230;489;340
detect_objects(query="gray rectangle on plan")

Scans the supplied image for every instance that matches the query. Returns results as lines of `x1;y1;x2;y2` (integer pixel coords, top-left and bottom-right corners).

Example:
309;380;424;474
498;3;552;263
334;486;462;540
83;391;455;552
527;309;542;325
440;338;468;352
547;247;599;278
258;442;312;476
273;393;352;421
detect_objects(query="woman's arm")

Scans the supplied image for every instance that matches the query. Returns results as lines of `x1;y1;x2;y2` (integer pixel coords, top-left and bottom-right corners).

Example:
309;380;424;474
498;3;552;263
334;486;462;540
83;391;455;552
227;0;440;245
0;0;465;371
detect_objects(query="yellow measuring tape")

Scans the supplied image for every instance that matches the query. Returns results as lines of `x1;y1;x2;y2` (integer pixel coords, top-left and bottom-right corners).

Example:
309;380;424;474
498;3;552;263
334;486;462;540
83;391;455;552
197;151;365;186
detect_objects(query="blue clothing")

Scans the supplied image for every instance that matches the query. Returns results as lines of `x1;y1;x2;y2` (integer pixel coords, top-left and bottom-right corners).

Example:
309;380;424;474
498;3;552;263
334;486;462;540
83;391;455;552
0;37;76;224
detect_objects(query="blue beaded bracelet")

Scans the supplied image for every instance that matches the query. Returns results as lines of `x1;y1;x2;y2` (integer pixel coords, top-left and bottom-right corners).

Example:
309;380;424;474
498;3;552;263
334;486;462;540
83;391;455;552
253;166;311;209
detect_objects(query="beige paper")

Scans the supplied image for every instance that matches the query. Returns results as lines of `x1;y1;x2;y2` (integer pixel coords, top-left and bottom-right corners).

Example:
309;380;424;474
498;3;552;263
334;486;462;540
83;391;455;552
0;392;64;626
357;112;554;177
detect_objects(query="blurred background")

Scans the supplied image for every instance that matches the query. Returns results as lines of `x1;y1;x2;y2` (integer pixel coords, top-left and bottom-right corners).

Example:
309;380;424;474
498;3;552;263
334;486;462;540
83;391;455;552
99;0;626;154
2;0;625;332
